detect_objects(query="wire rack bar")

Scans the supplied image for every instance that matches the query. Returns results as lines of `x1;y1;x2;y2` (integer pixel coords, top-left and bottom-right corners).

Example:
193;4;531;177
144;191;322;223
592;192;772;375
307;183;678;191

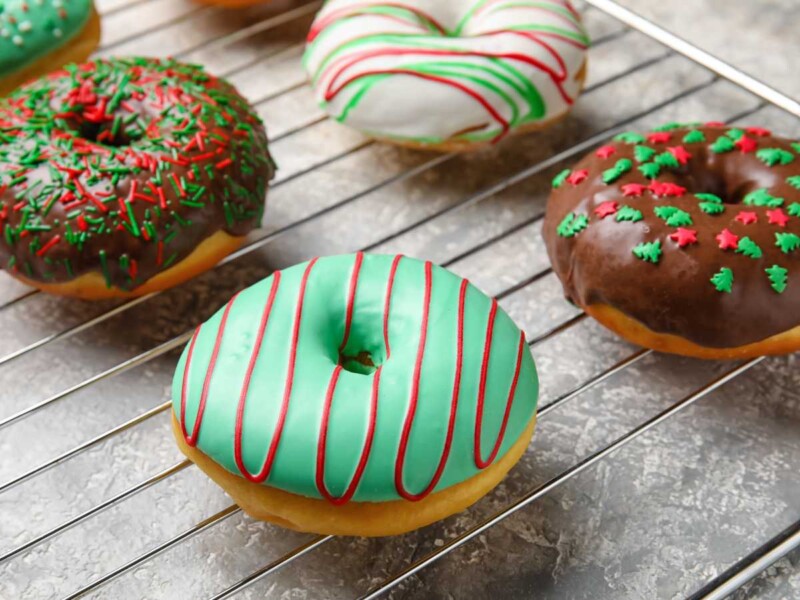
358;358;766;600
585;0;800;118
0;460;192;564
689;519;800;600
63;505;243;600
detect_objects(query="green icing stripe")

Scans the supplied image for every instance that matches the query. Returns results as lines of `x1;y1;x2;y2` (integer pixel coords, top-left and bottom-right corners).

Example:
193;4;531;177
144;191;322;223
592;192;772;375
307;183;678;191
0;0;93;77
303;0;589;146
173;254;539;503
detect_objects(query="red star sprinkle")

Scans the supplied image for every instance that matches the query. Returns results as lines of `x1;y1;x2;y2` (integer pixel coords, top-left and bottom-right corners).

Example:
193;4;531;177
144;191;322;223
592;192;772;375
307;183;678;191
594;201;619;218
595;145;616;159
649;181;687;197
622;183;648;197
566;169;588;186
705;121;725;127
647;132;671;144
669;227;698;248
716;228;740;250
746;126;771;137
734;135;757;153
667;145;692;164
735;211;758;225
767;208;789;227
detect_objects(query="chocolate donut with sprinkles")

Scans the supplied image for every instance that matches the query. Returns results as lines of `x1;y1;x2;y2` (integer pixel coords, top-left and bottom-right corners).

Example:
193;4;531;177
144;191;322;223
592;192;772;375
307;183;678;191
172;253;539;536
303;0;589;152
0;57;275;299
544;122;800;359
0;0;101;97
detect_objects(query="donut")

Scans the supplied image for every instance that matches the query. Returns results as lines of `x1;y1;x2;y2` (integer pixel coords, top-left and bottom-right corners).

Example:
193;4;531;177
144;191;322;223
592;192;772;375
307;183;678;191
0;57;275;300
0;0;100;97
172;253;539;536
544;122;800;360
303;0;589;152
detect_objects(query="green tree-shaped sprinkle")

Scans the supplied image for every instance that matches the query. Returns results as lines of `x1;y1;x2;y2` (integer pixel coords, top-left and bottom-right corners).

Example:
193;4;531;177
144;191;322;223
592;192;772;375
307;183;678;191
552;169;571;188
683;130;705;143
786;175;800;190
602;158;633;184
634;145;656;163
788;202;800;217
710;267;734;293
614;131;646;144
632;240;662;264
736;237;763;259
743;189;784;207
557;213;589;238
776;232;800;254
766;265;788;293
616;206;643;222
654;206;693;227
726;128;745;141
757;148;794;166
710;136;734;153
638;163;661;179
654;152;680;169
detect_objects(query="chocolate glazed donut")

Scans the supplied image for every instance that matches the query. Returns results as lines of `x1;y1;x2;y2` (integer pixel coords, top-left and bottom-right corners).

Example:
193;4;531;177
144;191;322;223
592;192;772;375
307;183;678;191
0;57;274;299
543;123;800;359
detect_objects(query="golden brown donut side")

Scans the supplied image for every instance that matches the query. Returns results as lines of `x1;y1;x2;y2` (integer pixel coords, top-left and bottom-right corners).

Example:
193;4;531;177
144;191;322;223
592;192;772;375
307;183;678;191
172;413;537;537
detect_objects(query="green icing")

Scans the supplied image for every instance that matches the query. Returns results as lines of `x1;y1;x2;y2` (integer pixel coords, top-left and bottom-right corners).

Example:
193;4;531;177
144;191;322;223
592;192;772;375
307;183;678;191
172;254;539;503
0;0;93;77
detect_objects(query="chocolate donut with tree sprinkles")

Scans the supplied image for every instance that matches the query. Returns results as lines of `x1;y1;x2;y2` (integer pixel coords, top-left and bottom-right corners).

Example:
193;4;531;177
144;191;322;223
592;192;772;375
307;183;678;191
0;57;275;299
0;0;101;97
544;122;800;359
303;0;589;152
172;253;539;536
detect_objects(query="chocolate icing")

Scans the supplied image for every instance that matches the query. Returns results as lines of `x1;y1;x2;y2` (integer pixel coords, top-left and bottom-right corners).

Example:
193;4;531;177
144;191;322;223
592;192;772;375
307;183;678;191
0;57;274;291
543;124;800;349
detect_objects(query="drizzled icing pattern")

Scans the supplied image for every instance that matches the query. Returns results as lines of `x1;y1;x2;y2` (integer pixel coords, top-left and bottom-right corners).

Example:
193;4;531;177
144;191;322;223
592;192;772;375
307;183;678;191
303;0;589;146
0;0;93;77
173;253;539;504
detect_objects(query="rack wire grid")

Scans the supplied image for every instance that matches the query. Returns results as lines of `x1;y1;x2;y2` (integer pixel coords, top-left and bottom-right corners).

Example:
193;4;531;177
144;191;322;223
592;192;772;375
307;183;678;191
1;0;799;598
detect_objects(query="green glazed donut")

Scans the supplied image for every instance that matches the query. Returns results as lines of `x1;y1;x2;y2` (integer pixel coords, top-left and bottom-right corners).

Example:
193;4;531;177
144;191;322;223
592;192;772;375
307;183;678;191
172;253;538;534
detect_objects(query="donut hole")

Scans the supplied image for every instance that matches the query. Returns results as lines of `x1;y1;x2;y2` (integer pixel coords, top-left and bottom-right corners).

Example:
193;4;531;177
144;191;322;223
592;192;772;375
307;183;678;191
682;169;759;204
338;349;379;376
78;120;139;148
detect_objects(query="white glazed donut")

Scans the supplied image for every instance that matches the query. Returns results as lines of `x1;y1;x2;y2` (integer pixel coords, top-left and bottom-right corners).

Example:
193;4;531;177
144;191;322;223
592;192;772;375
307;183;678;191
303;0;589;151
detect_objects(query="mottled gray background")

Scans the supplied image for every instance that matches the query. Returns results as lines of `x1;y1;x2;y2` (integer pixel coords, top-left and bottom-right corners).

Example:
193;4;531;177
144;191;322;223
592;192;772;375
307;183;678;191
0;1;798;599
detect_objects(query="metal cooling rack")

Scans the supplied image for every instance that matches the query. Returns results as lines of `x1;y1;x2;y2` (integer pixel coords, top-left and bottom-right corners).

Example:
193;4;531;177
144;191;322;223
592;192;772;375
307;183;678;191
1;0;799;598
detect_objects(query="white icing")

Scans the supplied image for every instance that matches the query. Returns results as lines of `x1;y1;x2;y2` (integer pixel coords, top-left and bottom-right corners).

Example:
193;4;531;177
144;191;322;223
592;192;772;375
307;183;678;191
303;0;589;145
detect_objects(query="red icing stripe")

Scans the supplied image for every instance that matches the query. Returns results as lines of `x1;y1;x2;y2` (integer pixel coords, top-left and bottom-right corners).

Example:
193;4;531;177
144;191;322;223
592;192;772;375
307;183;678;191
178;325;201;440
384;254;403;359
394;260;433;497
325;69;511;142
474;330;526;469
339;251;364;352
234;272;282;481
316;253;400;504
182;294;239;447
258;258;318;482
396;277;468;501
